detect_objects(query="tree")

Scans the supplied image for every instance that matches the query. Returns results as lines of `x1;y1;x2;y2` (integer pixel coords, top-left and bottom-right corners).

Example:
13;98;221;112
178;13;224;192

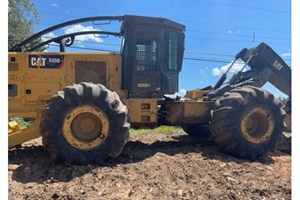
8;0;39;50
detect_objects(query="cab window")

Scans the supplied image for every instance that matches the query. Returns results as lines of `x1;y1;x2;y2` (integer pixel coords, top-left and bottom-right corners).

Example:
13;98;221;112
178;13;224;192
168;31;179;70
136;31;158;72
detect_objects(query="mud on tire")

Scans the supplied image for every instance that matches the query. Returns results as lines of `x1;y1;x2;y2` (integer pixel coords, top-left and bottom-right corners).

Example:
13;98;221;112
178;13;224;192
40;82;130;165
210;86;286;160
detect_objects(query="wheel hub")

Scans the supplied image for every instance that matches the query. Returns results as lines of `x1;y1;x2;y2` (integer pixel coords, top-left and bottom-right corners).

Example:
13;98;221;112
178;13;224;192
71;113;102;142
63;105;109;150
241;107;274;144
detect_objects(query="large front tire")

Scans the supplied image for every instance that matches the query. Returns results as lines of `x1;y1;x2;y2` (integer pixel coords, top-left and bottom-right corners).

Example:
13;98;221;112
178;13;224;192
210;86;286;160
40;82;130;165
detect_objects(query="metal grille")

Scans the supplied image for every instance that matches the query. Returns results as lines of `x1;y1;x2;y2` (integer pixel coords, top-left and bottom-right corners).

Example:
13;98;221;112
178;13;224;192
75;61;106;84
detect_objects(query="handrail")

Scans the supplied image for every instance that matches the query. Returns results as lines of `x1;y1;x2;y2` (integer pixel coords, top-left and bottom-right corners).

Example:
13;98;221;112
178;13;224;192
26;31;121;52
9;16;124;52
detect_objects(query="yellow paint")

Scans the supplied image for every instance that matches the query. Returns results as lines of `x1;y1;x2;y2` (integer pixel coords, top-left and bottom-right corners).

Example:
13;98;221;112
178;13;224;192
8;52;125;147
125;99;158;125
185;90;211;99
137;83;151;88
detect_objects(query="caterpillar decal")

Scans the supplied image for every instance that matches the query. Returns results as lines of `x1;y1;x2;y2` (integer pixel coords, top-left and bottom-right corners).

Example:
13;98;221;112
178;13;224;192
29;55;64;69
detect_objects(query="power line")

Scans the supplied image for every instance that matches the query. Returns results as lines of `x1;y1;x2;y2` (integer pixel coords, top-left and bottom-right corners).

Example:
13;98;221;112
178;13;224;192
38;20;290;43
186;36;291;47
49;44;119;53
50;44;233;63
33;4;291;34
34;9;292;49
42;33;291;62
189;28;290;41
27;29;292;62
46;38;290;61
184;57;234;64
185;50;234;57
191;0;290;14
42;36;121;46
176;18;291;34
34;1;123;15
36;20;291;49
34;0;290;15
48;44;291;63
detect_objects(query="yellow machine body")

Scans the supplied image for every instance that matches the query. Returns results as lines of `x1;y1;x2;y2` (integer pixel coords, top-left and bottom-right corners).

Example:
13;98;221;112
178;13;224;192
8;52;125;147
8;52;213;147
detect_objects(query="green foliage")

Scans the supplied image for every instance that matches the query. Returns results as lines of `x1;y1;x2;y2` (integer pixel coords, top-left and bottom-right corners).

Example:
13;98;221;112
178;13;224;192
130;126;185;135
9;117;32;128
278;96;288;106
8;0;40;50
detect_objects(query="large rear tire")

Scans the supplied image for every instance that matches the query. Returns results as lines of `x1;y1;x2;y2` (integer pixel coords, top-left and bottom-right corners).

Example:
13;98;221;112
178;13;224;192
210;86;286;160
40;82;130;165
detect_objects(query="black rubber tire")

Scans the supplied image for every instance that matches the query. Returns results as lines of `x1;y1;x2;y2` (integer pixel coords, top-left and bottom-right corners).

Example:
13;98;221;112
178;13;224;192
210;86;286;160
40;82;130;165
181;124;211;138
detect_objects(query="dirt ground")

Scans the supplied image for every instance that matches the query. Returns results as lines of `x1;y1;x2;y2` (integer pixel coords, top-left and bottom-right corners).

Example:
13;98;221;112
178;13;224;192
8;133;291;200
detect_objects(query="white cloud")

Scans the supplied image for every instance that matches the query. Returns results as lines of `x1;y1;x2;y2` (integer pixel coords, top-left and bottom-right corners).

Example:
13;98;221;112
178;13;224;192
64;25;103;43
164;88;186;99
199;69;205;75
41;32;56;41
198;66;209;75
76;44;85;48
227;29;241;35
281;52;291;58
51;3;58;7
212;68;222;76
212;61;245;76
178;88;187;96
41;32;57;45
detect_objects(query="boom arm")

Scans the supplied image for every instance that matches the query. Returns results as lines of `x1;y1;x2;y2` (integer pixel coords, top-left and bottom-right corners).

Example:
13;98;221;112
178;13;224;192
210;43;291;100
238;42;291;96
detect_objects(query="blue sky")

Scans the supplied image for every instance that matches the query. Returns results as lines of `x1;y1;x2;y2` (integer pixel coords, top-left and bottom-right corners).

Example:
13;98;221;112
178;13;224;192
32;0;291;97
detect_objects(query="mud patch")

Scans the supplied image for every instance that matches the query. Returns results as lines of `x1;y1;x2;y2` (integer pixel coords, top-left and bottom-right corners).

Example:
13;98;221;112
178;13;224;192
9;133;291;199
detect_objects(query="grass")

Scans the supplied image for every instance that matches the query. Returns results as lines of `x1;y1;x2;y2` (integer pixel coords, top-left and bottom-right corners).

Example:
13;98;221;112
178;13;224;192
130;126;186;135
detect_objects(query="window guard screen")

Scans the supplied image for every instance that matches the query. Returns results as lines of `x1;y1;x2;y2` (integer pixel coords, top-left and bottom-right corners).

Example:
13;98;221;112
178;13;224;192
136;31;158;72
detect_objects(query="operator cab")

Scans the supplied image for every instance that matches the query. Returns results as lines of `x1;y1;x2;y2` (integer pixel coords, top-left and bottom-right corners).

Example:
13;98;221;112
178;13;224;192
120;15;185;98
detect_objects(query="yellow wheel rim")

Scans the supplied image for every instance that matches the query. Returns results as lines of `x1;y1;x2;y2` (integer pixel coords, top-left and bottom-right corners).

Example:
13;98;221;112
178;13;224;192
241;107;274;144
63;105;109;150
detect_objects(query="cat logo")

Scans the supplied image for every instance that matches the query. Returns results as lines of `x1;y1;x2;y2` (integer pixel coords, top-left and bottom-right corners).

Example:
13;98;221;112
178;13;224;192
273;60;283;71
31;56;46;67
29;55;64;69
